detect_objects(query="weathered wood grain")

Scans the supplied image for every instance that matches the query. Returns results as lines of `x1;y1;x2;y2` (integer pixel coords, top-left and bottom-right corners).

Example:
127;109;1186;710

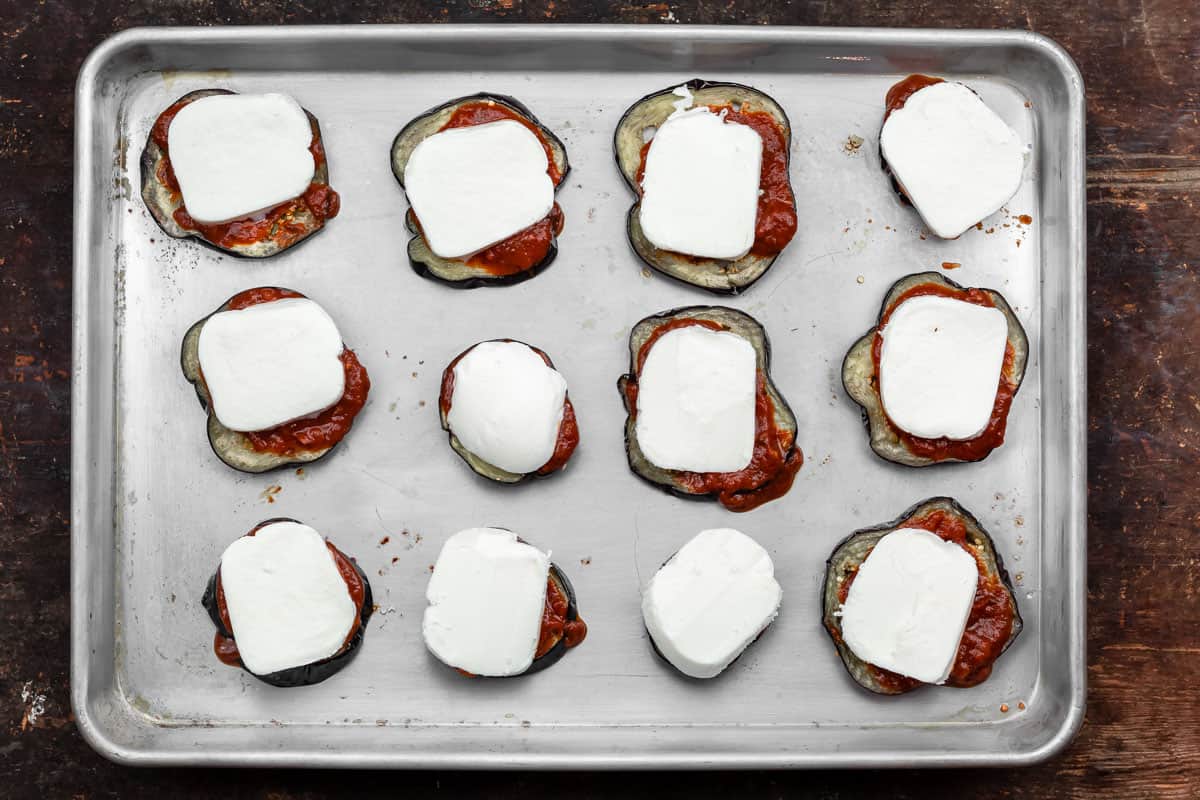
1;0;1198;797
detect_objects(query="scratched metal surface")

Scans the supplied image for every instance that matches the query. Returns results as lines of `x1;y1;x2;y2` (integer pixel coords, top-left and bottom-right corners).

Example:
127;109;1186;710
71;25;1085;768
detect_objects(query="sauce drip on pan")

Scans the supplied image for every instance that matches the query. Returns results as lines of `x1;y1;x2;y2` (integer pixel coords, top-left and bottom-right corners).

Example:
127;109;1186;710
150;96;340;251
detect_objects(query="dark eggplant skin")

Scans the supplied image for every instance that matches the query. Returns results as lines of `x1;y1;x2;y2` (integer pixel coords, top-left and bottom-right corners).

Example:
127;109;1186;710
821;497;1023;696
140;89;336;259
841;271;1029;468
617;306;801;509
180;288;365;474
613;79;796;295
389;93;570;289
439;339;579;484
201;517;375;688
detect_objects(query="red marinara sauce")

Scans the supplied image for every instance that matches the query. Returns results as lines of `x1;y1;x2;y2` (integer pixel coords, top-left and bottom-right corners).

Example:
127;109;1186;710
883;74;945;122
633;103;798;258
871;282;1018;462
215;288;370;456
438;342;579;476
535;575;588;658
835;509;1017;693
213;523;367;669
623;318;804;513
149;96;340;251
433;101;565;276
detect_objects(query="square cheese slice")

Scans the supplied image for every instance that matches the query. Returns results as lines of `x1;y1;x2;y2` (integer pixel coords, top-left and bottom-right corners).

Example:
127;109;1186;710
839;527;978;684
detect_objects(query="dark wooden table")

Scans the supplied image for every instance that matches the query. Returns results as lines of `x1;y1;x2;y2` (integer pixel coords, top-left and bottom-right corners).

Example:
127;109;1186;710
2;1;1197;797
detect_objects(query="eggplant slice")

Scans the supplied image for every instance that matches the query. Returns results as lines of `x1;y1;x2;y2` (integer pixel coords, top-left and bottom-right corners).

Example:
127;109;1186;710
614;79;795;295
439;340;578;484
140;89;336;258
390;93;570;288
821;497;1023;695
842;271;1029;467
524;563;583;676
618;306;801;508
201;517;375;688
180;288;361;474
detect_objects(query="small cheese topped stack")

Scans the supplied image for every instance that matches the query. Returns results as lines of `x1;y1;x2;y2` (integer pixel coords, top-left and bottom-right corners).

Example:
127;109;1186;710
422;528;551;677
635;326;757;472
168;93;316;224
642;528;782;679
878;295;1009;441
219;521;358;676
197;297;346;433
839;528;978;684
403;121;554;259
639;87;763;259
880;81;1026;239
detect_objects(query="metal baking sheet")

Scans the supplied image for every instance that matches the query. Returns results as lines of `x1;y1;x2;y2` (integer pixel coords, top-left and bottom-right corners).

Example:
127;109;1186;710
72;25;1086;769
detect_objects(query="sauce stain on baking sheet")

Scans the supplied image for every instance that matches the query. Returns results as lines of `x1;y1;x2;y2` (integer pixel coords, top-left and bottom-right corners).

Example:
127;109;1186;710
259;484;281;504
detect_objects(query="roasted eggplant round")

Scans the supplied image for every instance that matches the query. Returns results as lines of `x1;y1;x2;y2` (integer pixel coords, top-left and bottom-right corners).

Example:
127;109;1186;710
201;518;374;688
390;93;569;288
617;306;803;512
842;271;1029;467
140;89;339;258
181;287;370;473
613;79;797;294
821;497;1023;695
438;339;579;484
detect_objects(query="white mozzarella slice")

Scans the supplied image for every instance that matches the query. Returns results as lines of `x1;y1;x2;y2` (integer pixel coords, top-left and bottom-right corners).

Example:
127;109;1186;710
635;325;757;472
880;81;1026;239
642;528;781;679
422;528;551;677
220;521;358;676
198;297;346;433
879;294;1009;440
167;93;316;225
839;527;979;684
638;107;763;259
445;341;568;475
403;120;555;259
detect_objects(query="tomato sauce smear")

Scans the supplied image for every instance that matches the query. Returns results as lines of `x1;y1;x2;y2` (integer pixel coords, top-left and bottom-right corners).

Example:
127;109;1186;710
535;574;588;659
871;282;1018;462
835;509;1018;693
624;317;803;513
149;95;340;251
434;101;565;276
634;102;798;258
438;341;579;476
213;287;370;457
213;521;367;670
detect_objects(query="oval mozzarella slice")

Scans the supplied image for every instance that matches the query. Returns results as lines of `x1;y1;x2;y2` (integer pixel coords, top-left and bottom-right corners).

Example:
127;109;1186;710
635;325;756;472
445;341;568;475
422;528;551;677
403;120;555;259
880;81;1026;239
839;527;979;684
642;528;781;679
879;294;1009;441
219;521;358;676
198;297;346;433
167;93;316;225
639;107;763;259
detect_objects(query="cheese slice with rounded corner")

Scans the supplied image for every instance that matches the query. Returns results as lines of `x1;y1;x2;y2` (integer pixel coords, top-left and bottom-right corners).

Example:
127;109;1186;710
880;81;1026;239
168;93;316;225
220;521;358;676
839;527;979;684
635;325;757;472
879;294;1009;440
642;528;782;679
446;341;568;475
198;297;346;433
638;107;763;259
422;528;550;677
403;120;554;259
